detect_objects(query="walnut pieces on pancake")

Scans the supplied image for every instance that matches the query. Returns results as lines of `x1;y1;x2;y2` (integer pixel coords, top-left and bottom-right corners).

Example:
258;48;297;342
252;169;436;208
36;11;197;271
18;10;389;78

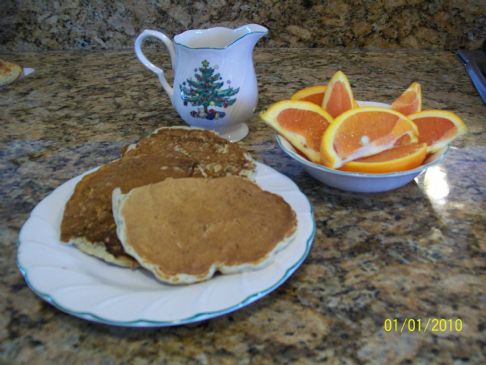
121;127;255;178
112;176;297;285
60;127;257;268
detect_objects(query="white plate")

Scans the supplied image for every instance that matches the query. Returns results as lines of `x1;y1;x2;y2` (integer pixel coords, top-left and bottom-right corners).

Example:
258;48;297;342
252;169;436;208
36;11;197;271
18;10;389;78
276;101;447;193
17;162;315;327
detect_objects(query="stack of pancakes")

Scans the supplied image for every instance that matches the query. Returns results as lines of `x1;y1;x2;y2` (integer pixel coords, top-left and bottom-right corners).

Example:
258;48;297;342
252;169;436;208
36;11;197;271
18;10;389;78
61;127;297;284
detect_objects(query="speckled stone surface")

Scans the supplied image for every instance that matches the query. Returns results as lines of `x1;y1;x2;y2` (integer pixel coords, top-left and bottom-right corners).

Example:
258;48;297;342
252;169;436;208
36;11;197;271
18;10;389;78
1;0;485;51
1;49;485;364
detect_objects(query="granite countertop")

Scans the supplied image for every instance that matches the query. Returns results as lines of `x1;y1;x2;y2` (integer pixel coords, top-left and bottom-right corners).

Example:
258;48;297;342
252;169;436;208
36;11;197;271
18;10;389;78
2;1;485;51
1;49;485;364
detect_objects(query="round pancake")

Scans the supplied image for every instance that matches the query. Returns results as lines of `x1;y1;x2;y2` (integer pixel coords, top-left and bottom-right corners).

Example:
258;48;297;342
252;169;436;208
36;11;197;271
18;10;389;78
122;127;255;178
0;59;22;86
112;176;297;284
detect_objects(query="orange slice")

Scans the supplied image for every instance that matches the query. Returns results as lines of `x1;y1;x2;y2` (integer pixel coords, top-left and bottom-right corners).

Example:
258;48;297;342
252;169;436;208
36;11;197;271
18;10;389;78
391;82;422;115
291;85;327;105
408;110;467;153
322;71;355;118
340;143;428;173
260;100;333;163
320;107;419;168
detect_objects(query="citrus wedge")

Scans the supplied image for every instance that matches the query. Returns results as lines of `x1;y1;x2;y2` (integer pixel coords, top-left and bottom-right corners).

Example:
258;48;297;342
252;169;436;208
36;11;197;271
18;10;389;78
260;100;333;163
408;110;467;153
291;85;328;105
320;107;419;169
322;70;355;118
340;143;428;173
391;82;422;115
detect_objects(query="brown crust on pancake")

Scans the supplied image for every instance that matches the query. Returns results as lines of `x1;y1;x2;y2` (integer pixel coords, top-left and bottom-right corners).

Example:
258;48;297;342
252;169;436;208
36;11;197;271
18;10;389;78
113;176;297;284
60;155;197;267
121;127;255;178
61;128;257;268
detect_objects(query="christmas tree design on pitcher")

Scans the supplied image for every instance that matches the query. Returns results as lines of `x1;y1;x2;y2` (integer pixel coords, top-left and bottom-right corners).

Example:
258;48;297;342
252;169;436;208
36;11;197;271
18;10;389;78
180;59;240;120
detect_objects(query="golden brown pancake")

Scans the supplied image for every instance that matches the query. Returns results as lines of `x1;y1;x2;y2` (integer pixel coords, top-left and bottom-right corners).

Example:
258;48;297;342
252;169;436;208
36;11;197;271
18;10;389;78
122;127;255;178
61;155;197;267
0;59;22;86
61;128;256;267
112;176;297;284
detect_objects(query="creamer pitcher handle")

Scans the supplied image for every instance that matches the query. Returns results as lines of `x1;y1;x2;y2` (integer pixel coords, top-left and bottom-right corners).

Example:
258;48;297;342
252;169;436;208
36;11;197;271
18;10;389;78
134;30;175;98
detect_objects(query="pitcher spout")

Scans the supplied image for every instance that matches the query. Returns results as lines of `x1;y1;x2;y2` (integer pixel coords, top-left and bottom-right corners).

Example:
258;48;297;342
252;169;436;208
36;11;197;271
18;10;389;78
234;24;268;48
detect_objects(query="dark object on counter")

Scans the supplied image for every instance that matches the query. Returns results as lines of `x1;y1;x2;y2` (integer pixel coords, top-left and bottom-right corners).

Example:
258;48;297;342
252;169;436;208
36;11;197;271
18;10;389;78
457;40;486;104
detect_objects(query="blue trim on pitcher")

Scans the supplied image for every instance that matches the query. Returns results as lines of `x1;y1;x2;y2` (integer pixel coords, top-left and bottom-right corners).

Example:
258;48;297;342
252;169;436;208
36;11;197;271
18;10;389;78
175;30;268;51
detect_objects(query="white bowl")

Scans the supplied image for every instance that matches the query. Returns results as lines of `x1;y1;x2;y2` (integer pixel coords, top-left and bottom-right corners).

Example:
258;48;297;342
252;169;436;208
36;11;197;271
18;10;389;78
276;136;447;193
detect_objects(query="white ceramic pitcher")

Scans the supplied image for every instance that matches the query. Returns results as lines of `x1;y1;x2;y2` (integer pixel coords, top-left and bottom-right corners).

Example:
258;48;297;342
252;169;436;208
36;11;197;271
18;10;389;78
134;24;268;142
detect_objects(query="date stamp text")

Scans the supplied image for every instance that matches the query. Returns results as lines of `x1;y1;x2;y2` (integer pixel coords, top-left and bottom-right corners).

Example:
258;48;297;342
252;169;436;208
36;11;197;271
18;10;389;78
383;318;463;333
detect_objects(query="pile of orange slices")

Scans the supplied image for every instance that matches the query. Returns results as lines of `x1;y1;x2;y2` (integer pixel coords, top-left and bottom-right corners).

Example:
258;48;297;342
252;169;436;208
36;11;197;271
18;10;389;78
261;71;467;173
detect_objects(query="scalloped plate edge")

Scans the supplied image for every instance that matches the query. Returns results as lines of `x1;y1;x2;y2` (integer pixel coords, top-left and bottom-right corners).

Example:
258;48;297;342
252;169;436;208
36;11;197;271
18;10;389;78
17;162;316;327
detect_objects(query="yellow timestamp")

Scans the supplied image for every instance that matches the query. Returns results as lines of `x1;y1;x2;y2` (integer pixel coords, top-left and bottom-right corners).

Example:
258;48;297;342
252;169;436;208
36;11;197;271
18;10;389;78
383;318;463;333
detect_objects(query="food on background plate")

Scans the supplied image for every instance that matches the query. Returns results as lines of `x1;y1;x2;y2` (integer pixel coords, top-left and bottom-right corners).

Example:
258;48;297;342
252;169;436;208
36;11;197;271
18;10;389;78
261;70;467;174
260;100;333;163
112;176;297;284
320;107;419;169
61;128;256;267
391;82;422;116
0;59;23;86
